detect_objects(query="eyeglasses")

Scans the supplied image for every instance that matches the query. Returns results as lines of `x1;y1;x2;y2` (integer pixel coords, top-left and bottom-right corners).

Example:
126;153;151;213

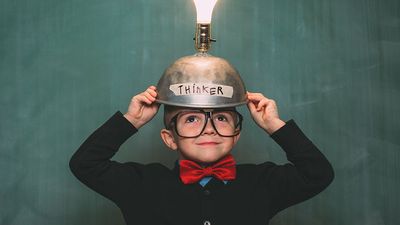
168;109;243;138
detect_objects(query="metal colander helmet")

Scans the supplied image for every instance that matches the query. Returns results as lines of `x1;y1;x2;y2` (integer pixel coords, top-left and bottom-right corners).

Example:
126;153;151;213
156;54;247;108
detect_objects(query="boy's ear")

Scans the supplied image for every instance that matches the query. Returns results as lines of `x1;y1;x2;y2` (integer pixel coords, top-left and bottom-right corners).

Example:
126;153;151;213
160;129;178;150
233;133;241;145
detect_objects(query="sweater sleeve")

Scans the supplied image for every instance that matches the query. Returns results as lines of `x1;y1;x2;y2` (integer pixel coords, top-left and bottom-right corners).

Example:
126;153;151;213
267;120;334;214
69;111;142;203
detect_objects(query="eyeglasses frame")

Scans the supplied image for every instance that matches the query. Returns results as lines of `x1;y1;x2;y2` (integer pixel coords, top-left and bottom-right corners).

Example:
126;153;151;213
167;109;243;138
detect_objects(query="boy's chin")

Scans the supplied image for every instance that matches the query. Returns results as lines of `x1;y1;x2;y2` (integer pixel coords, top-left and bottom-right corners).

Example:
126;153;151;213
189;155;228;166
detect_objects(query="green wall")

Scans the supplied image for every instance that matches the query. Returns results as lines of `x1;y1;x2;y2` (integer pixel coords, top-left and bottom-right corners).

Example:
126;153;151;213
1;0;399;224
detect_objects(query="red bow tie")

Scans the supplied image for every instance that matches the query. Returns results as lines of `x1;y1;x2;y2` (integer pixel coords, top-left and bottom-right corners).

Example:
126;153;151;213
179;154;236;184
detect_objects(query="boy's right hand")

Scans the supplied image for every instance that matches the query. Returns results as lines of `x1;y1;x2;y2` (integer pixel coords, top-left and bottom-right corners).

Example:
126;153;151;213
124;86;160;129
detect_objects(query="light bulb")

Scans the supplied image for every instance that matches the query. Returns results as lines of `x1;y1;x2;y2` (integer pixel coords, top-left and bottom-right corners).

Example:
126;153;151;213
193;0;218;24
193;0;218;53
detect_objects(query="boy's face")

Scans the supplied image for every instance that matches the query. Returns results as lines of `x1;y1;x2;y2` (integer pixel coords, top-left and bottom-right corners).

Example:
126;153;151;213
161;107;241;165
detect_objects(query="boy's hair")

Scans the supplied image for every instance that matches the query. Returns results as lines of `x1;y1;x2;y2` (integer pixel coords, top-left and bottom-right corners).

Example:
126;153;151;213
163;105;182;129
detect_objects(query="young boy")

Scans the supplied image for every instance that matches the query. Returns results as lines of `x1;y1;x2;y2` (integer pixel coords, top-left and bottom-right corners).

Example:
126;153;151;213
70;86;334;225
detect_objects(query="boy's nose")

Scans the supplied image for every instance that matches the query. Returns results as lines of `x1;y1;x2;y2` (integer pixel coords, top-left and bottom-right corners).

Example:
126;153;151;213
202;118;217;135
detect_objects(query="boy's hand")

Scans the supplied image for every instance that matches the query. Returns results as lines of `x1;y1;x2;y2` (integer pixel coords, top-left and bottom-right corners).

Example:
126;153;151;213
124;86;160;129
247;92;286;135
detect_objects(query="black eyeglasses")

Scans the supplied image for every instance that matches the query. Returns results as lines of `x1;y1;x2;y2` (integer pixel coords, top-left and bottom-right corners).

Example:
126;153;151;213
168;109;243;138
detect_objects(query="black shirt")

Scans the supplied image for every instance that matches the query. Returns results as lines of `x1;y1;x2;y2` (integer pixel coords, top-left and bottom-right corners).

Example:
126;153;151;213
70;111;334;225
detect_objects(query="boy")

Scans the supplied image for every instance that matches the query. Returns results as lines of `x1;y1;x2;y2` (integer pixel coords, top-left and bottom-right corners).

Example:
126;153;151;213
70;86;334;225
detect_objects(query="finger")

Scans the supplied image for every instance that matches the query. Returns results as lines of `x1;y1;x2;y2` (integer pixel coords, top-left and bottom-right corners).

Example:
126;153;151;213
247;91;264;97
247;97;261;111
247;94;260;103
247;95;266;106
248;95;269;102
247;91;261;95
135;95;153;105
247;93;269;102
143;91;156;101
247;101;258;114
256;98;270;111
146;88;158;98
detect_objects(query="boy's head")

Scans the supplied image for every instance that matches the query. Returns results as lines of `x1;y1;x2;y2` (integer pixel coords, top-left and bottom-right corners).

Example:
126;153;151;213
160;105;242;165
155;55;248;165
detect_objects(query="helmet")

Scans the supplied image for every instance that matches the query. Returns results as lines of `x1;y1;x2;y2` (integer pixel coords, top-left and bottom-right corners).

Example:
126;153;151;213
156;54;247;108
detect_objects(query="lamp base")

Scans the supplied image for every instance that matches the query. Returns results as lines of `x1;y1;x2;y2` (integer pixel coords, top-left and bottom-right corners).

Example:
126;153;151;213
194;23;216;53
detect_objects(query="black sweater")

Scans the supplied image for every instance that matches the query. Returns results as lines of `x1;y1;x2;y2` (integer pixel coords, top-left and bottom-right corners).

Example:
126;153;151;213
69;111;334;225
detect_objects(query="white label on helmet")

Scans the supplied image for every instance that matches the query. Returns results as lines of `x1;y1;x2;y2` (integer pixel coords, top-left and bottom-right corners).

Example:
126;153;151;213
169;83;233;98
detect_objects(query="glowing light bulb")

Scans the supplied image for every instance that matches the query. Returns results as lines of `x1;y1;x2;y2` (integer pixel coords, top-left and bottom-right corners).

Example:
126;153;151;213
193;0;218;53
193;0;218;24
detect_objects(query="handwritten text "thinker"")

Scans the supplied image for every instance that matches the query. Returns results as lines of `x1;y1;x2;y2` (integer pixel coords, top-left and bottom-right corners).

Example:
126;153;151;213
169;83;233;98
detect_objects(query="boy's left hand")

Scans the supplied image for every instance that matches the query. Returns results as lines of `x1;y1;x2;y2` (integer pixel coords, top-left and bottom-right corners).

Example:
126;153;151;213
247;92;286;135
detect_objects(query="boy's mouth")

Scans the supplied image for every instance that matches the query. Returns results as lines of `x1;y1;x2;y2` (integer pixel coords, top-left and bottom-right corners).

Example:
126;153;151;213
197;141;220;146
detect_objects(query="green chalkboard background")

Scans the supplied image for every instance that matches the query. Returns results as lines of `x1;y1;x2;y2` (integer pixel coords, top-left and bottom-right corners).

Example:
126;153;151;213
1;0;399;224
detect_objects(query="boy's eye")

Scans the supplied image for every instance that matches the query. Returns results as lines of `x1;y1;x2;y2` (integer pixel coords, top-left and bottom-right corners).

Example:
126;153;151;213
215;115;228;122
186;116;196;123
214;112;233;123
184;115;201;123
